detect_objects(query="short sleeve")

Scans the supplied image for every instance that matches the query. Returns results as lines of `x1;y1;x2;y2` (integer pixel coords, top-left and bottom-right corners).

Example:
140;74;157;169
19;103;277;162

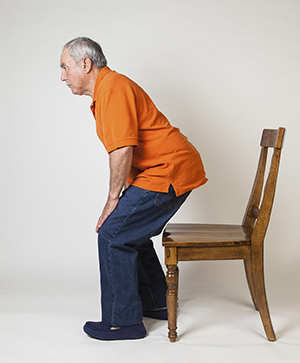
99;90;139;153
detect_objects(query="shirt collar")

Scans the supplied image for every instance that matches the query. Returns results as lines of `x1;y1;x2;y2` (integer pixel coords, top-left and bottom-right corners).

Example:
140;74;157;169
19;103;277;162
90;66;112;113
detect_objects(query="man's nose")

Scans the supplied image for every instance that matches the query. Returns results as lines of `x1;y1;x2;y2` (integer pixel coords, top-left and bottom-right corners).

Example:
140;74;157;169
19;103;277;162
61;71;66;82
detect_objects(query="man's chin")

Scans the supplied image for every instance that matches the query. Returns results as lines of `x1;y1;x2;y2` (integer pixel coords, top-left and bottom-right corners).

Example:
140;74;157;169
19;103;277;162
67;85;83;96
70;88;81;96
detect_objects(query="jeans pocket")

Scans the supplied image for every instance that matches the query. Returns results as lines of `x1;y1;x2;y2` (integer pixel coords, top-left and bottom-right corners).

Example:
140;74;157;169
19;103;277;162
155;186;190;210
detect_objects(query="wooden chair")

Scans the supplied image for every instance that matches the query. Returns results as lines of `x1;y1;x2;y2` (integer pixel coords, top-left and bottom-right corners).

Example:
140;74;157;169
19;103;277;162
162;127;285;342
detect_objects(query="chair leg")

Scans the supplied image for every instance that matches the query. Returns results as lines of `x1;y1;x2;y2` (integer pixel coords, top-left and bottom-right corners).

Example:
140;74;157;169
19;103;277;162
166;264;178;342
251;254;276;341
176;266;179;308
244;259;259;310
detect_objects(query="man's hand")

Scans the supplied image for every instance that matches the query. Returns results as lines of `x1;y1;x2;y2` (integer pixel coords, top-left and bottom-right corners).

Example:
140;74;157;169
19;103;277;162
95;196;119;232
95;146;133;233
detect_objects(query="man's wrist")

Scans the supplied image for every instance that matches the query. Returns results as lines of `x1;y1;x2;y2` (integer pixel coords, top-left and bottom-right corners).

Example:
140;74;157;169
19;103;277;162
108;192;120;200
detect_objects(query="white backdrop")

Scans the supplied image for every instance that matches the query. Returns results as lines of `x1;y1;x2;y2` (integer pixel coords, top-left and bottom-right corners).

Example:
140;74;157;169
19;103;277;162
1;0;300;358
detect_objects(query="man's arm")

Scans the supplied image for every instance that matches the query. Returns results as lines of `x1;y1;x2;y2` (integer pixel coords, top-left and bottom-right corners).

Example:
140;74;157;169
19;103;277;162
95;145;133;232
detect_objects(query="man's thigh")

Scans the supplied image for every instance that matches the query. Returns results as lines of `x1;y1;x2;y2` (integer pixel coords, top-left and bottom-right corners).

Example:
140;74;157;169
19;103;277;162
98;185;190;246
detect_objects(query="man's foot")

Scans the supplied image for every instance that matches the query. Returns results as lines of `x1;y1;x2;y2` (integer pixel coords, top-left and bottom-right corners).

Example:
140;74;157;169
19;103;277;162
83;321;147;340
143;308;168;320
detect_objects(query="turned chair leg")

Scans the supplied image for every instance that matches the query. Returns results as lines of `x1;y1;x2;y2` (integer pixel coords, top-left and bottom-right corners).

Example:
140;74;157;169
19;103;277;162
251;254;276;341
166;265;178;342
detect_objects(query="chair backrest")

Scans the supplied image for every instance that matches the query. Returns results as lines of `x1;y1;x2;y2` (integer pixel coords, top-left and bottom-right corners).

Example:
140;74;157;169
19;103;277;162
242;128;285;245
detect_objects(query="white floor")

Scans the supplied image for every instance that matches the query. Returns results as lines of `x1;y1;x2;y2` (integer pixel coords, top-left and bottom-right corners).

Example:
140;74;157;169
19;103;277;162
1;261;300;363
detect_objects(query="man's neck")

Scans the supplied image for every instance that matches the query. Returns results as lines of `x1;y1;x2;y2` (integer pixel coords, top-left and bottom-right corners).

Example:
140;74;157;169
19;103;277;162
85;67;101;98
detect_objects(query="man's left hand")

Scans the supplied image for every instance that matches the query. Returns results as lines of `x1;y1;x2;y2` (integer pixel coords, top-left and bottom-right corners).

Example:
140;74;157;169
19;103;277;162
95;196;119;232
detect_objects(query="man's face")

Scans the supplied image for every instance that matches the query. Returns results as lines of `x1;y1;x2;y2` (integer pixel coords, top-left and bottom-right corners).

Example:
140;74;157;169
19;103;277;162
60;48;88;95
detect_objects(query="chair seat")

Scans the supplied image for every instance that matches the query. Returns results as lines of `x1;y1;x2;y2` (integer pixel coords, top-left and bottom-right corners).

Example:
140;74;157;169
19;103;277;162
163;223;253;247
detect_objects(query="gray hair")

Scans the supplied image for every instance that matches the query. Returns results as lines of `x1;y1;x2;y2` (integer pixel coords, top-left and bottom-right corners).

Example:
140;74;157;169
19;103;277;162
63;37;107;69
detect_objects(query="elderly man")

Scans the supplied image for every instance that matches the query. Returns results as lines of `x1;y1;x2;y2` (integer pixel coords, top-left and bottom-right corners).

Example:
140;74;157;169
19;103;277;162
60;37;207;340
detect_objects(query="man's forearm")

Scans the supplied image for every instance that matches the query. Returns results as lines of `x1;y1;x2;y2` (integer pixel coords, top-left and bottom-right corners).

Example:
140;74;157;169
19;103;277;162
108;146;133;199
95;146;133;232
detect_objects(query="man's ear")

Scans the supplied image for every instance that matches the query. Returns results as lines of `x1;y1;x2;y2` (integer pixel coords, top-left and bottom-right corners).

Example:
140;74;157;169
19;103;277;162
82;57;92;73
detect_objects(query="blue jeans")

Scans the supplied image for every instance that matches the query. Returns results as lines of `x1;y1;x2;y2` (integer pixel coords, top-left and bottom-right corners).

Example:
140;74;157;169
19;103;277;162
97;185;191;326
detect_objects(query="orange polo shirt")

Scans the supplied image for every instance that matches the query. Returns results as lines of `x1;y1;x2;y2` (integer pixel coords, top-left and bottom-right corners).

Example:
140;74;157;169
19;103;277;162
90;66;207;196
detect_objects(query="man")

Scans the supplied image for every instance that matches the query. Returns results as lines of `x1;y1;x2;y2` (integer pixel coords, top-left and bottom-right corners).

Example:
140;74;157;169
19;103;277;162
60;37;207;341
